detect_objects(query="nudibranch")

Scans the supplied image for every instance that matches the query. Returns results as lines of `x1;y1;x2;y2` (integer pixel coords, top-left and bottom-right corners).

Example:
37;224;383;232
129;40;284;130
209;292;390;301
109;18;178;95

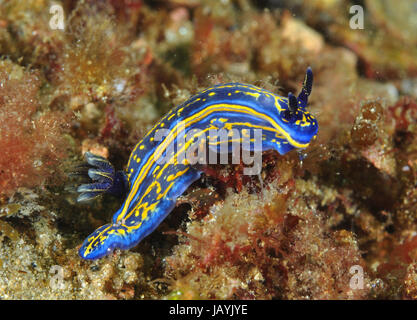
76;67;318;259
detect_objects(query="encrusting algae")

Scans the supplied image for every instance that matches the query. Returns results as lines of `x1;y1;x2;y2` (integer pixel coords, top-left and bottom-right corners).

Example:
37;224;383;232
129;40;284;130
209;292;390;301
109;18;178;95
0;0;416;299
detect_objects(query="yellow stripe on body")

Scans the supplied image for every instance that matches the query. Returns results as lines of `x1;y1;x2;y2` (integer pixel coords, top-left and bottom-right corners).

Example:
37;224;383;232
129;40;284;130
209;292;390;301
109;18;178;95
84;101;304;254
122;127;211;224
126;87;286;171
84;225;112;255
118;103;309;224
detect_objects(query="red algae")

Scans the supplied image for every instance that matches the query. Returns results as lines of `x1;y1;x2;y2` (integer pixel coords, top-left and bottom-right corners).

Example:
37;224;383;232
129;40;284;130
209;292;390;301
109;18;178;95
165;173;369;299
0;60;69;198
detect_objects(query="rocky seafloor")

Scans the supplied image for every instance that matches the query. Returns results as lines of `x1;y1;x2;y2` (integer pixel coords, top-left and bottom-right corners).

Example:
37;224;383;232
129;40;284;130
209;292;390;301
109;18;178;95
0;0;416;299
